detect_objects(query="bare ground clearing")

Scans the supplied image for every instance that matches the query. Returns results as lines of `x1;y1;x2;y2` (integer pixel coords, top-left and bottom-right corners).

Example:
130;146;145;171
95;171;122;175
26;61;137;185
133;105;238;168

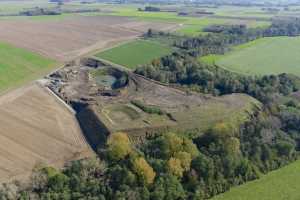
47;60;261;145
0;15;178;61
0;83;93;183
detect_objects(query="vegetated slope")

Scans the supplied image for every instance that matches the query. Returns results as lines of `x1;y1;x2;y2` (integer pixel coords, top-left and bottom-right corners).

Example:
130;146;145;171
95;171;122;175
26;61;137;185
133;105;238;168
0;42;58;93
0;83;93;183
95;40;172;69
206;36;300;76
212;160;300;200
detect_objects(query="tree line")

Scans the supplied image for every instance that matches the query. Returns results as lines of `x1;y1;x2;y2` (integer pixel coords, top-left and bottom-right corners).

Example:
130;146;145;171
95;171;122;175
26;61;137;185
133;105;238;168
172;18;300;57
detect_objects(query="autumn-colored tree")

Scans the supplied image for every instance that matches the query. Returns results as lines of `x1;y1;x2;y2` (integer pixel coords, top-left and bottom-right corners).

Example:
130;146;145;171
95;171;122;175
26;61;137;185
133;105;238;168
167;157;184;177
133;157;156;185
211;122;236;138
163;132;183;157
174;151;192;171
107;132;132;161
182;138;199;159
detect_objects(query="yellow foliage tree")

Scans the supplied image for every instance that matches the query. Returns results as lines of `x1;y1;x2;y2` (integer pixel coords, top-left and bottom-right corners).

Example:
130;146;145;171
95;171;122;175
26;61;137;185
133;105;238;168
133;157;156;185
164;132;184;156
107;132;132;160
174;151;192;171
182;138;199;159
167;157;184;178
211;122;236;138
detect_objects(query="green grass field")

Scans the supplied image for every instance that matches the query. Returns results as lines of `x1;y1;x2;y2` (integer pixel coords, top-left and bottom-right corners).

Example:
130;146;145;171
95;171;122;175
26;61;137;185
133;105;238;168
0;42;58;92
176;18;270;36
200;37;300;76
212;160;300;200
95;40;172;69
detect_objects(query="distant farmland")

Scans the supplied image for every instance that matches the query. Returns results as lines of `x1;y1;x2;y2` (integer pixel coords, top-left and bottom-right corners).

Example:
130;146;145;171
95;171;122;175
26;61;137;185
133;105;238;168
176;18;270;36
0;42;58;93
0;15;177;61
212;160;300;200
201;37;300;76
96;40;172;69
108;7;271;36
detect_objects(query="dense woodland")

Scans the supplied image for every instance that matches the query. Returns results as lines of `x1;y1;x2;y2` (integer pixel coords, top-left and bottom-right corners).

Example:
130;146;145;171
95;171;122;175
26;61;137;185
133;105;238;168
2;18;300;200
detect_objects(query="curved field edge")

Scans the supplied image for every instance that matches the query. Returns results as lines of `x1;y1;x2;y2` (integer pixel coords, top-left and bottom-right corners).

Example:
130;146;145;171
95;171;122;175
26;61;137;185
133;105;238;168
200;37;300;77
95;39;172;69
212;159;300;200
0;41;59;93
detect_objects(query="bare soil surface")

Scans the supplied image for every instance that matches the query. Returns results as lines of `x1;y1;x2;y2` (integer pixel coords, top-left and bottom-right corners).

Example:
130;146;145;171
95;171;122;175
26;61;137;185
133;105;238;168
0;83;93;183
47;61;260;144
0;15;178;61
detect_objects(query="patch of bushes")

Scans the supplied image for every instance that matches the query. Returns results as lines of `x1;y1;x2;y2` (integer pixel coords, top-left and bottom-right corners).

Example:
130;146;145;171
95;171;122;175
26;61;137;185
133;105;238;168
131;100;165;115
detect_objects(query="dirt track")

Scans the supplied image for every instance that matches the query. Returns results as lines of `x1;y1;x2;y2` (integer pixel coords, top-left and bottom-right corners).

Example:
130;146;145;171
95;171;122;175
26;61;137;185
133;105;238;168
0;15;178;61
0;83;93;182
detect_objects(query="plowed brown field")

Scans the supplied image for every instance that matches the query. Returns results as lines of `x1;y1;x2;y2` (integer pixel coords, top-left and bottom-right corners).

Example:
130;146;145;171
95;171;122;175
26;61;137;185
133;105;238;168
0;16;177;61
0;83;93;183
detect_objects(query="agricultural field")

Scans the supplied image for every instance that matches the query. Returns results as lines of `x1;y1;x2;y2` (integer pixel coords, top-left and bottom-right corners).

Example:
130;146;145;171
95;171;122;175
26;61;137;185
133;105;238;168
212;160;300;200
200;37;300;76
95;40;172;69
106;6;271;36
176;17;270;36
0;15;177;62
51;3;272;36
0;41;58;93
0;83;93;182
0;2;273;37
0;0;53;15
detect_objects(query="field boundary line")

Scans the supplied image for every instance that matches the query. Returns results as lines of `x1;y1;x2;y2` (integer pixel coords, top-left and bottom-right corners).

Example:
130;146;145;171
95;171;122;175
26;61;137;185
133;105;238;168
41;84;76;115
84;37;139;59
208;15;271;21
39;84;95;154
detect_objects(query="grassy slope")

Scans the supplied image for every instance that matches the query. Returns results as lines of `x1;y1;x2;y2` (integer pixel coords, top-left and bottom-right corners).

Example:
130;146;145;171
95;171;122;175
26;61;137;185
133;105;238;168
95;40;172;69
201;37;300;76
0;42;58;92
172;94;261;136
212;160;300;200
